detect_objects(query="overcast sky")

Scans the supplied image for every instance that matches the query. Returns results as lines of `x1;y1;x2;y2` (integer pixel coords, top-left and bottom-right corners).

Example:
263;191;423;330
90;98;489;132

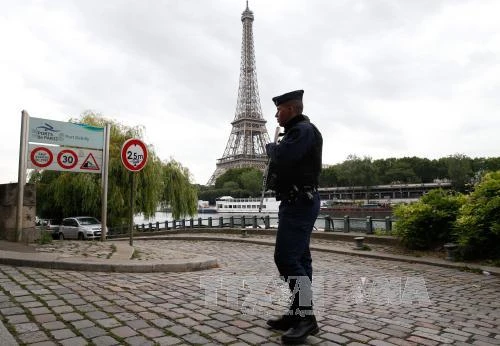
1;0;499;185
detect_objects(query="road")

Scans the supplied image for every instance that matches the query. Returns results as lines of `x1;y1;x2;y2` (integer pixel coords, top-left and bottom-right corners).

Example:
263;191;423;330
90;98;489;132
1;240;499;345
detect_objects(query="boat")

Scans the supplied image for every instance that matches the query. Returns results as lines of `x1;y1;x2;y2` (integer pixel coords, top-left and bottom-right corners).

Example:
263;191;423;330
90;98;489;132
197;200;218;214
216;196;280;213
320;201;392;217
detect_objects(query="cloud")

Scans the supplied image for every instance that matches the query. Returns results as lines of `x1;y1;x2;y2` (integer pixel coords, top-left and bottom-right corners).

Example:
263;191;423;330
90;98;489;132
1;0;499;185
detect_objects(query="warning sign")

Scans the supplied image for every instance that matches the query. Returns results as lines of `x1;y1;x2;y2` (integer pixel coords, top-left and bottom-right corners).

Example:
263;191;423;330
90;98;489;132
27;144;102;173
80;153;100;171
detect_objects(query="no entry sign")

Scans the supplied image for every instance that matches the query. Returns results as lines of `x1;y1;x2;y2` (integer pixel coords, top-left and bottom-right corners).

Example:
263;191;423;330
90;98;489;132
30;146;54;168
121;138;148;172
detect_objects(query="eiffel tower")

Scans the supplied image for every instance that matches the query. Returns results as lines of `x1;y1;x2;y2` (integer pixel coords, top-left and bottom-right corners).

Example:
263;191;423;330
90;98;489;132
207;1;271;185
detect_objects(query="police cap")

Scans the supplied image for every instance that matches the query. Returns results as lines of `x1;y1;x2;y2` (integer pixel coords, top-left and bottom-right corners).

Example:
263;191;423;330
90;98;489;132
272;90;304;106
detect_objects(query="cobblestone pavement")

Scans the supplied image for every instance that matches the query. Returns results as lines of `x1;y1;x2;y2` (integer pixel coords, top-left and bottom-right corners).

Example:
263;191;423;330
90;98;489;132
1;240;499;345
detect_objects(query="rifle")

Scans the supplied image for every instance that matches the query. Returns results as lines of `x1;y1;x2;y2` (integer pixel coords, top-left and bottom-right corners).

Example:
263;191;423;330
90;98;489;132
259;126;281;212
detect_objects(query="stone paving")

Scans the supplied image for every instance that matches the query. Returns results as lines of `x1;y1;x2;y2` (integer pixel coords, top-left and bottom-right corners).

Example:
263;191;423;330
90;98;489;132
1;239;499;345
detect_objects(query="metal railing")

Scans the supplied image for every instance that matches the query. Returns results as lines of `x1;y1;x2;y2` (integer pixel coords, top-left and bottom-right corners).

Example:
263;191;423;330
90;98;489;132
107;215;394;237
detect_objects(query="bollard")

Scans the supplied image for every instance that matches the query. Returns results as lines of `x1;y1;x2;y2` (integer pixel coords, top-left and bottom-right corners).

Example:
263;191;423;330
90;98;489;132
208;217;212;227
264;215;270;229
165;220;169;230
156;221;159;231
135;224;139;232
324;216;332;232
385;216;392;233
181;219;186;229
219;217;223;228
252;215;257;229
444;243;458;261
344;216;350;233
354;237;365;249
198;217;202;227
366;216;373;234
241;216;248;237
189;218;194;228
149;222;153;231
229;216;234;228
172;220;177;229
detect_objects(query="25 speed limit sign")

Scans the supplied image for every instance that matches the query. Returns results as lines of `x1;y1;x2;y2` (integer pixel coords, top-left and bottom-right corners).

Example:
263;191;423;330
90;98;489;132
121;138;148;172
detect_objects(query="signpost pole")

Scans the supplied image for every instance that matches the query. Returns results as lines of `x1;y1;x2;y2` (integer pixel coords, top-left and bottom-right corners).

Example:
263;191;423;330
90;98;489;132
129;171;135;246
16;111;29;242
101;123;110;241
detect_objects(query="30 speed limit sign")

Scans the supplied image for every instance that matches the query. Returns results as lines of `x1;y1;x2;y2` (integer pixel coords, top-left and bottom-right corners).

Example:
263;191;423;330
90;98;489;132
57;149;78;169
121;138;148;172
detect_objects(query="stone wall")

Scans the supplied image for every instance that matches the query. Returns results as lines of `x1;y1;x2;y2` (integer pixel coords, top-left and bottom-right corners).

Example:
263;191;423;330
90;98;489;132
0;183;37;242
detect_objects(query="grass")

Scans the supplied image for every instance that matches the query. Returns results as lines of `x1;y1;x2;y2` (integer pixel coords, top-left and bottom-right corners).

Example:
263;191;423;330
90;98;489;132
107;244;117;259
38;231;53;245
131;248;141;260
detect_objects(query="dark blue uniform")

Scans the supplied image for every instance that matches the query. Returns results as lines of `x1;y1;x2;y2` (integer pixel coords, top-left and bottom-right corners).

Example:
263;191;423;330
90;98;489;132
266;113;323;315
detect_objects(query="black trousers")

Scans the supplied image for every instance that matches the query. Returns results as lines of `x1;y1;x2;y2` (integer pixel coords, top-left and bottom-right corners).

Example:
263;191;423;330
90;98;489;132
274;192;320;314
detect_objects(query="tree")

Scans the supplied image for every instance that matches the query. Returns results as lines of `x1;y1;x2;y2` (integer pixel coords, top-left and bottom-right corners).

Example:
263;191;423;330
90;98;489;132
161;160;198;220
444;154;473;192
31;112;197;226
319;165;339;187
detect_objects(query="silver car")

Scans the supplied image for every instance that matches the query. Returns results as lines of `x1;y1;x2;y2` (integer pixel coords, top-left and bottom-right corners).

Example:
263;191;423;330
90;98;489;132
58;217;102;240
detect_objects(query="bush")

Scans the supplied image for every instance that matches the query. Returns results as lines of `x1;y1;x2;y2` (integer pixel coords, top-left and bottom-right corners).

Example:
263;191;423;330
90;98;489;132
393;189;465;250
455;171;500;260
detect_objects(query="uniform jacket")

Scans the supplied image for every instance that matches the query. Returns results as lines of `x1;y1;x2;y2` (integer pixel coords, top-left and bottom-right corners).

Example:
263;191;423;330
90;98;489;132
265;114;323;195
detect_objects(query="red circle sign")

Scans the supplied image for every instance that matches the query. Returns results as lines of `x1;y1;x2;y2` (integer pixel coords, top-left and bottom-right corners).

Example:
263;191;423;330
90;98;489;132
57;149;78;169
121;138;148;172
30;147;53;168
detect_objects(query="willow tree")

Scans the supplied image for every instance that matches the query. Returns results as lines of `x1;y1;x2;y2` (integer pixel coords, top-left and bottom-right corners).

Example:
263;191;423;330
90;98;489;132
31;112;197;226
161;159;198;219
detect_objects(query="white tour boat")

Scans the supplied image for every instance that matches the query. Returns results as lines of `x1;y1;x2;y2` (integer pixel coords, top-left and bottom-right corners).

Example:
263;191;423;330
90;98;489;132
216;196;280;213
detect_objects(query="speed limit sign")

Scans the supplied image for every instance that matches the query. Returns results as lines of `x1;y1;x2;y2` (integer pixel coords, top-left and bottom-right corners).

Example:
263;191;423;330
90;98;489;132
121;138;148;172
57;149;78;169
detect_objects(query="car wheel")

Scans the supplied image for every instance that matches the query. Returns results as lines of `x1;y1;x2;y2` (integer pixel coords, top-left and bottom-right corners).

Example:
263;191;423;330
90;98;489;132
77;233;84;240
58;233;64;240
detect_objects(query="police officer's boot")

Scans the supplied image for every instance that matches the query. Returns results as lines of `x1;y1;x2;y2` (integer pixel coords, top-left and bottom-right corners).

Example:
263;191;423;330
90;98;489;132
266;313;298;331
266;299;299;331
281;312;319;344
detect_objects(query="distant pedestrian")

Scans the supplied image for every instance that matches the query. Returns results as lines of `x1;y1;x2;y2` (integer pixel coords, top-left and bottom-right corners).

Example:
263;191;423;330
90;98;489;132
265;89;323;344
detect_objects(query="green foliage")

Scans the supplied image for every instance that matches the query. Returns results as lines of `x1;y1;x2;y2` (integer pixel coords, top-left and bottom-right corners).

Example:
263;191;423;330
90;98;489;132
454;171;500;260
38;231;53;245
199;168;263;203
161;160;198;220
30;112;197;226
321;154;499;189
393;189;465;250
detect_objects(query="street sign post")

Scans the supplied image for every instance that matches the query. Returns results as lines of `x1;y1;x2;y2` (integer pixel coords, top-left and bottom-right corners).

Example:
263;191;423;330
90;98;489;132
18;113;109;243
121;138;148;246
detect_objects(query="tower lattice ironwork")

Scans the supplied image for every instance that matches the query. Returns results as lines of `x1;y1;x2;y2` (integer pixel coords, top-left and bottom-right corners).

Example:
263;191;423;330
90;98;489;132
207;2;270;185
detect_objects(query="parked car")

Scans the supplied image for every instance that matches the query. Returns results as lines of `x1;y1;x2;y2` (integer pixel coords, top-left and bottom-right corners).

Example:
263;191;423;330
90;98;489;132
36;218;62;239
57;217;102;240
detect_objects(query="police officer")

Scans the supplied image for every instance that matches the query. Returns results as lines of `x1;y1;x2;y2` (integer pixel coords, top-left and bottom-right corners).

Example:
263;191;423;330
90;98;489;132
265;89;323;344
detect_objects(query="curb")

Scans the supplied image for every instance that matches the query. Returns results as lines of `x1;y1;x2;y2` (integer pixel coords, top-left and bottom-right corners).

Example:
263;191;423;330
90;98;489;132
0;248;218;273
130;234;500;276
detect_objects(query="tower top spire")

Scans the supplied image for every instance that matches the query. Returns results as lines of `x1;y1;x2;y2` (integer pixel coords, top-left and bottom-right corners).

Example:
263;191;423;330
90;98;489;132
241;0;254;21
